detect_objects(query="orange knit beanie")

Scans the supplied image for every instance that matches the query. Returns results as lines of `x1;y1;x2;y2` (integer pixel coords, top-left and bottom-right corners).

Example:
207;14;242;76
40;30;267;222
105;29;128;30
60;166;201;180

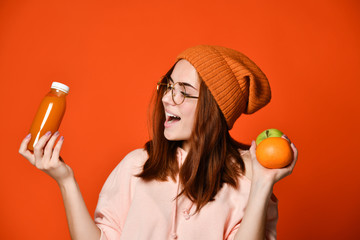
176;45;271;129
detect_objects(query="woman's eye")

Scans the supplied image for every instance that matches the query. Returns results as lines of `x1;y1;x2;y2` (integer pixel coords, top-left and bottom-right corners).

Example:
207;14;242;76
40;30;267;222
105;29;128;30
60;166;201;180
181;91;190;97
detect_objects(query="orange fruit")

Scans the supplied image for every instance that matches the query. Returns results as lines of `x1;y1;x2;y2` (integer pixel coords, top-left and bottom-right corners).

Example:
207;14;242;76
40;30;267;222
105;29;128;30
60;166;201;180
256;137;293;168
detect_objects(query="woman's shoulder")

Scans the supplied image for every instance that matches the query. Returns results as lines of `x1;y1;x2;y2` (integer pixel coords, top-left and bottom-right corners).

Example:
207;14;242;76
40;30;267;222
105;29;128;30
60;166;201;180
114;148;148;175
123;148;148;161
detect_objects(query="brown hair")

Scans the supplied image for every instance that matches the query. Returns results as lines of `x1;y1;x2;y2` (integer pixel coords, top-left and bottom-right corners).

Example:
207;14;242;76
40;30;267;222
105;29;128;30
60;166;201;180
137;64;250;213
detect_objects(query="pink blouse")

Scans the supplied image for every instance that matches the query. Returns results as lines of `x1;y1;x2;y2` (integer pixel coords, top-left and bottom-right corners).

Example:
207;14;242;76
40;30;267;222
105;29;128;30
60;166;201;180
94;148;278;240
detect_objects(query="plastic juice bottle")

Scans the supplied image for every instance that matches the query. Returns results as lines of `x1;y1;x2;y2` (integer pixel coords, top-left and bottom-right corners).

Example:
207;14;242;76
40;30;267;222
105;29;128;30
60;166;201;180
27;82;70;152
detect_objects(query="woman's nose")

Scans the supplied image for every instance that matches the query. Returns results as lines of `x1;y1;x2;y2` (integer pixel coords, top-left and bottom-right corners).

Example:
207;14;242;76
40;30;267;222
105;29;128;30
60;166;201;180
162;90;175;105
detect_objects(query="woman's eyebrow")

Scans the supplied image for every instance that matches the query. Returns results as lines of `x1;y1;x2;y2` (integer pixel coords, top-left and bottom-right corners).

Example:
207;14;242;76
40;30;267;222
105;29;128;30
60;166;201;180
169;76;197;90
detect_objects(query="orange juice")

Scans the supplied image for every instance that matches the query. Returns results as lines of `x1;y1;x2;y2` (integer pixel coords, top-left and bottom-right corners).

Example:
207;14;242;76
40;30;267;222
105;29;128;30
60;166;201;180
27;82;69;151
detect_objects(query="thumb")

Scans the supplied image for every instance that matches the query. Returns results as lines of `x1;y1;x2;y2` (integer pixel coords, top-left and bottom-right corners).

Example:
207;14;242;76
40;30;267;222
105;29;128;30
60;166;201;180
249;140;256;156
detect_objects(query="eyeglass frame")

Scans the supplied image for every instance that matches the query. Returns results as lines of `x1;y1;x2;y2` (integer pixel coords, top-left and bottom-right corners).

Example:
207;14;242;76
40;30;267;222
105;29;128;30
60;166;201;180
157;75;199;105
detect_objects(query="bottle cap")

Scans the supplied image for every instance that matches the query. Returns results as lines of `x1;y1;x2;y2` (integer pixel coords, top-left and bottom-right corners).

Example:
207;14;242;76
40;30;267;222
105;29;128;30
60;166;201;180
51;82;70;94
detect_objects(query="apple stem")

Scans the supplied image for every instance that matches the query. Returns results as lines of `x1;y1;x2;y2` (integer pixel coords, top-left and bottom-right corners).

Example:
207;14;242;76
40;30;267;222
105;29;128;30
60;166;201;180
266;130;269;138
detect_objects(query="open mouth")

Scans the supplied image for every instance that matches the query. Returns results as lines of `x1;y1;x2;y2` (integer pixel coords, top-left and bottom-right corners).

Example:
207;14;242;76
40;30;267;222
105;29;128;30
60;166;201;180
165;112;181;126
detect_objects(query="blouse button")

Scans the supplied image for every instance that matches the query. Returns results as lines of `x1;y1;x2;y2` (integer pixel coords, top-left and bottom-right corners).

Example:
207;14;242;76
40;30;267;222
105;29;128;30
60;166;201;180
170;233;178;239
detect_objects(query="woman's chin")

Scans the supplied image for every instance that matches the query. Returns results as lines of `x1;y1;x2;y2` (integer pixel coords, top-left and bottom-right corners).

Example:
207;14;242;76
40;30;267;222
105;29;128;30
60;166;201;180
164;132;178;141
164;131;189;142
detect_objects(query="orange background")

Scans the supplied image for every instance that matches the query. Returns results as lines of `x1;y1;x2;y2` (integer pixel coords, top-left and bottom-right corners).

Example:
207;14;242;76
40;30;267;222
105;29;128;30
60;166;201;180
1;0;359;239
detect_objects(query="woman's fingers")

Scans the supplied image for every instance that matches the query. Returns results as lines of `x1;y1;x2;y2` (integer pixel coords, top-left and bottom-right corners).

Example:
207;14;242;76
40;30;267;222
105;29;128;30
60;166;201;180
19;131;71;183
19;134;35;165
289;143;298;169
249;141;263;169
281;134;298;171
50;135;65;164
250;136;299;182
281;134;291;143
249;140;256;157
291;143;298;160
33;131;53;161
43;131;60;161
279;142;298;177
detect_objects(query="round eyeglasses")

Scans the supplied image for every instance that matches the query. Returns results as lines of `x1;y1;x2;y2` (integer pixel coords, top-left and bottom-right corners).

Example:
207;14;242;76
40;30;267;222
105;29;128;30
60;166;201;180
157;76;199;105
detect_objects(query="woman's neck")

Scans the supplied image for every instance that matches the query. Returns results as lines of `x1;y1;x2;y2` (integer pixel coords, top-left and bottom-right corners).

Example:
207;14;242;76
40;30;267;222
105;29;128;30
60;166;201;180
181;141;190;152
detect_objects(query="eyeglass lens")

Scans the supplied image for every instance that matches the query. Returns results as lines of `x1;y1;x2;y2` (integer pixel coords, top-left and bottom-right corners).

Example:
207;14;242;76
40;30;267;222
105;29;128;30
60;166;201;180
163;77;186;105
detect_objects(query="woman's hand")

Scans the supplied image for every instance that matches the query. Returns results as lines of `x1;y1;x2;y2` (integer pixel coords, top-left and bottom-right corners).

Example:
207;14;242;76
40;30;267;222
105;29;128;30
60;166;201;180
19;131;74;185
249;134;298;186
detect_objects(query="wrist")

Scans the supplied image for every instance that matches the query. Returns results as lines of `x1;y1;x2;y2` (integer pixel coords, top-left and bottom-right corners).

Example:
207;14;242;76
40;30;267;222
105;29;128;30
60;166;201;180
57;176;77;190
250;177;274;199
252;174;274;186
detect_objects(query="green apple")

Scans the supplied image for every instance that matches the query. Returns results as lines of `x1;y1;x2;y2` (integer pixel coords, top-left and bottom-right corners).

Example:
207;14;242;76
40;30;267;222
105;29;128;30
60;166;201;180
256;128;284;145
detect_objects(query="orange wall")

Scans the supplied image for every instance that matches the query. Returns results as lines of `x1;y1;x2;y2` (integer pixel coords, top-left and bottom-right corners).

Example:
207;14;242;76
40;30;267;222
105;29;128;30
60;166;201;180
1;0;359;239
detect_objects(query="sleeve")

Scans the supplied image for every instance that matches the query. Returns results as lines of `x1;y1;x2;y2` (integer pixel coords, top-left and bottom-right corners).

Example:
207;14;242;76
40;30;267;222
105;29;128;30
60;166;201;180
94;149;147;240
264;193;279;240
226;193;279;240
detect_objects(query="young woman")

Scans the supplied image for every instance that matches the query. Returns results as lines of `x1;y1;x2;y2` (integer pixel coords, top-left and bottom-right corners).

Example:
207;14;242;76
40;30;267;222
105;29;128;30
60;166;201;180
19;45;298;240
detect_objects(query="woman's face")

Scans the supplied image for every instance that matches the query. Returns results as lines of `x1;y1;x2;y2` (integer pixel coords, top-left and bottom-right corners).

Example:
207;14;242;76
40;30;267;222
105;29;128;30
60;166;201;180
162;59;200;150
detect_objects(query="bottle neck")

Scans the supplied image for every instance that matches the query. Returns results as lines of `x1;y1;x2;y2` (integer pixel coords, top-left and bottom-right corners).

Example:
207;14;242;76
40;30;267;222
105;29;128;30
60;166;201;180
50;88;68;97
